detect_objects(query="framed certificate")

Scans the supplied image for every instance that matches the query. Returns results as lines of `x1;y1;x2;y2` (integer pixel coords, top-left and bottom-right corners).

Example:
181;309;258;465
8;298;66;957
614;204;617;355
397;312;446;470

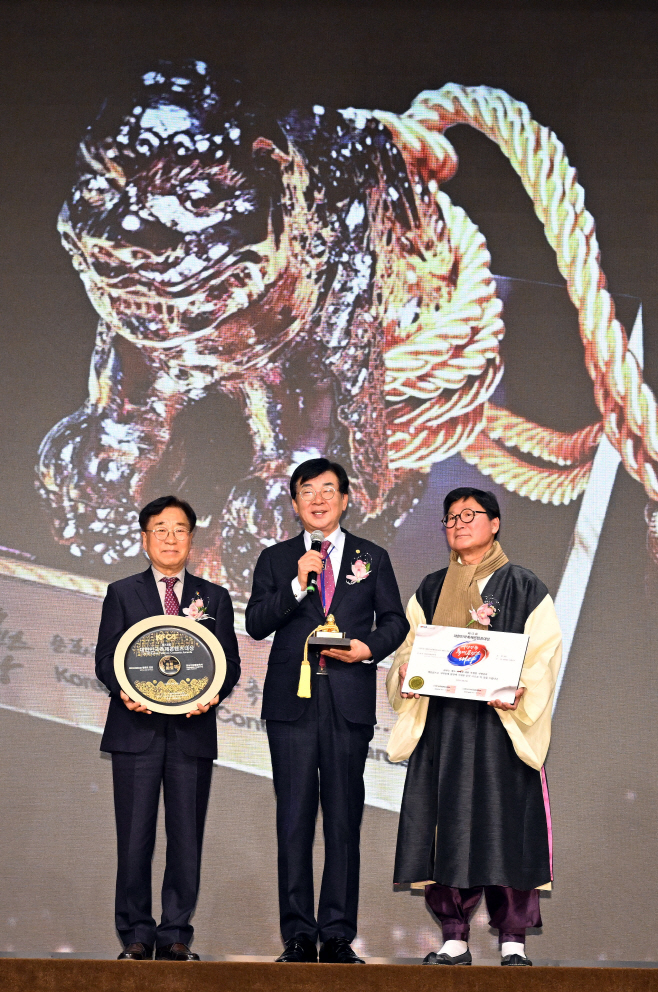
114;616;226;715
401;625;529;704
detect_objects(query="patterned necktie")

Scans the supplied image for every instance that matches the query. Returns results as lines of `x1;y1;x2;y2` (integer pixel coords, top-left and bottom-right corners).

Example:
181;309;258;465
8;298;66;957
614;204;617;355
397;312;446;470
320;540;335;614
162;576;180;615
318;540;336;672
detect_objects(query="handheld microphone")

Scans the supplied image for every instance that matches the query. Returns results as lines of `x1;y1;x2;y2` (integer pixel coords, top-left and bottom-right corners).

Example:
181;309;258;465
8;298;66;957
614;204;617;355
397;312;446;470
306;529;325;594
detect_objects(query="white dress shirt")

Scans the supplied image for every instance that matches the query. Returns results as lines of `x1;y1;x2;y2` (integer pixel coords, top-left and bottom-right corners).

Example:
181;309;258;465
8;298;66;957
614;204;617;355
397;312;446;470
291;526;345;602
151;565;186;612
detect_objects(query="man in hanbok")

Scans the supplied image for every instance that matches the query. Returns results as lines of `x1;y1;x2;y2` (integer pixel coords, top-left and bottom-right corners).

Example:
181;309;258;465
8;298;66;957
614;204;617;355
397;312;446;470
387;487;562;966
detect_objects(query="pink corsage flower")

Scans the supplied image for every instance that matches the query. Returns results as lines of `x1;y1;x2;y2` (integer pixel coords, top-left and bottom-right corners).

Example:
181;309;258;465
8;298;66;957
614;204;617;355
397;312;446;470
183;595;214;621
346;558;371;585
467;603;497;627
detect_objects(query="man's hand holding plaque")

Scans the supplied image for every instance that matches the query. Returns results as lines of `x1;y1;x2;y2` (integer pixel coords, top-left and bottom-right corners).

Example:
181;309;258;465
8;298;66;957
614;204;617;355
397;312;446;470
120;687;219;717
119;689;152;714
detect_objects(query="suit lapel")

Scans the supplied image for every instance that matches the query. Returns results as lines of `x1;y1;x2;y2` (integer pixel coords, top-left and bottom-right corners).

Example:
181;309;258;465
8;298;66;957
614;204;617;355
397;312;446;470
180;570;205;617
325;529;356;618
135;567;164;617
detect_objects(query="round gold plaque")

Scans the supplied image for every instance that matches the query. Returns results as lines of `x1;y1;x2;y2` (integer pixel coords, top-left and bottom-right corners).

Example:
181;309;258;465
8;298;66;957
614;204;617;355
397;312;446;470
114;616;226;715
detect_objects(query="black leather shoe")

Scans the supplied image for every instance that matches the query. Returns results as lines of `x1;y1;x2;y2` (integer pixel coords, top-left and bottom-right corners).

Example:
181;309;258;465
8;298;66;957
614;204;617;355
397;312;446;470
117;942;153;960
155;942;200;961
275;934;318;962
319;937;365;963
423;949;472;965
501;953;532;965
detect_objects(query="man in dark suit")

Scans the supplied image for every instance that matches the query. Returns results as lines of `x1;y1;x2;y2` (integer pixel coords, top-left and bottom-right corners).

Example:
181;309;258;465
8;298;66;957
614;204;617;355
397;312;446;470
95;495;241;961
246;458;409;964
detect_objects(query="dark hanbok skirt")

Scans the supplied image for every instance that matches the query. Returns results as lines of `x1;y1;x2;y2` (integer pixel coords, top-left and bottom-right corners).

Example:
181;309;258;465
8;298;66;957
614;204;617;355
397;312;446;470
393;695;552;890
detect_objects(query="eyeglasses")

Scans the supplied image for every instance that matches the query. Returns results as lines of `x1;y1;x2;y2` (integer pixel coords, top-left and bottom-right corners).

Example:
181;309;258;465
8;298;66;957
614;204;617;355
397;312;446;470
146;526;191;541
297;485;339;503
442;509;489;528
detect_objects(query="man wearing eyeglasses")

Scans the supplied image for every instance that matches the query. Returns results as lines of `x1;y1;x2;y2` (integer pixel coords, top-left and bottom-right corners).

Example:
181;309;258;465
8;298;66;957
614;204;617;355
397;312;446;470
246;458;409;964
387;487;562;967
95;495;241;962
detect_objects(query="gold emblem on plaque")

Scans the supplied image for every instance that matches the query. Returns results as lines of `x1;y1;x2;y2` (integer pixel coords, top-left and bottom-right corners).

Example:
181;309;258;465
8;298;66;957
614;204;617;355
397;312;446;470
408;675;425;690
134;676;209;702
158;655;182;676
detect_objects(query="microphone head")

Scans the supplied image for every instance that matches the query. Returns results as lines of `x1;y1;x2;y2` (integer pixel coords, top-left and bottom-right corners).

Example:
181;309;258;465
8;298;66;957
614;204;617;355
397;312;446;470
310;530;324;544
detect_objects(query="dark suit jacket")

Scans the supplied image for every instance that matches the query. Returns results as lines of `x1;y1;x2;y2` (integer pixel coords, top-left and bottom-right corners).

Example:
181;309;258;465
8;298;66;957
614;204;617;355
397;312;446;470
245;529;409;725
95;567;241;758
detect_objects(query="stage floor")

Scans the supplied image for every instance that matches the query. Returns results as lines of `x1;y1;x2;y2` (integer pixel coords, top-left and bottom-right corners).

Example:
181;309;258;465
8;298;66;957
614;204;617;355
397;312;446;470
1;958;658;992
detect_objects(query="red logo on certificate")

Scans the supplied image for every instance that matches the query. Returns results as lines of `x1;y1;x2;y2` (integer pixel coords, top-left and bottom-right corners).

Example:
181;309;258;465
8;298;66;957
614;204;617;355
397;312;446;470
447;641;490;667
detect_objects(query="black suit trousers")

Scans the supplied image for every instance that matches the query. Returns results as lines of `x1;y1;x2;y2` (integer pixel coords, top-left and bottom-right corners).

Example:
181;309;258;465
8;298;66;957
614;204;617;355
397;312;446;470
112;717;213;948
266;675;374;943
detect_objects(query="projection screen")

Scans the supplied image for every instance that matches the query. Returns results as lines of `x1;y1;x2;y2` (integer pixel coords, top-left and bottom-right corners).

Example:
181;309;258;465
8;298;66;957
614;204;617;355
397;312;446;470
0;3;656;964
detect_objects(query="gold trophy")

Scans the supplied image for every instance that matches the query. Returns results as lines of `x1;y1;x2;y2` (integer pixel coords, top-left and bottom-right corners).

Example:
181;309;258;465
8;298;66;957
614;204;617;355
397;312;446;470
297;615;351;696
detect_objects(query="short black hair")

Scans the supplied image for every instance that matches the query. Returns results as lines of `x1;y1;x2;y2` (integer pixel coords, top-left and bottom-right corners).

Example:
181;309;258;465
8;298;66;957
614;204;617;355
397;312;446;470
443;487;501;531
289;458;350;500
139;495;197;532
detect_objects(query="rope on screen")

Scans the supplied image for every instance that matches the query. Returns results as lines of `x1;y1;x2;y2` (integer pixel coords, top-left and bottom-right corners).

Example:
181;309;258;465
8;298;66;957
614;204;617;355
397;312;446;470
374;84;658;506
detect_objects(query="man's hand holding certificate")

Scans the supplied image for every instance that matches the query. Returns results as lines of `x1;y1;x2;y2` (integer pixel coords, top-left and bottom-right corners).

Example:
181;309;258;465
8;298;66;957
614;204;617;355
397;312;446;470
400;625;529;705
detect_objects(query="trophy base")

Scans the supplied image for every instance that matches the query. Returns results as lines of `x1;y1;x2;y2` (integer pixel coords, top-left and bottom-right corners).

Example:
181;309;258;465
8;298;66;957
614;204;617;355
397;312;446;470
308;634;351;649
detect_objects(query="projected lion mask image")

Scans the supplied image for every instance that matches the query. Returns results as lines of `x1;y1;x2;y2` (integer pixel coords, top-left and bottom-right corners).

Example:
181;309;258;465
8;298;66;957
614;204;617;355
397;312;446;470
37;60;658;598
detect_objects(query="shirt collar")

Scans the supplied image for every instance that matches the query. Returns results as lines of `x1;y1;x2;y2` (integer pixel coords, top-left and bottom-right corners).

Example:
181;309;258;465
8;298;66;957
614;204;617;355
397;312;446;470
151;564;186;587
303;526;343;551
